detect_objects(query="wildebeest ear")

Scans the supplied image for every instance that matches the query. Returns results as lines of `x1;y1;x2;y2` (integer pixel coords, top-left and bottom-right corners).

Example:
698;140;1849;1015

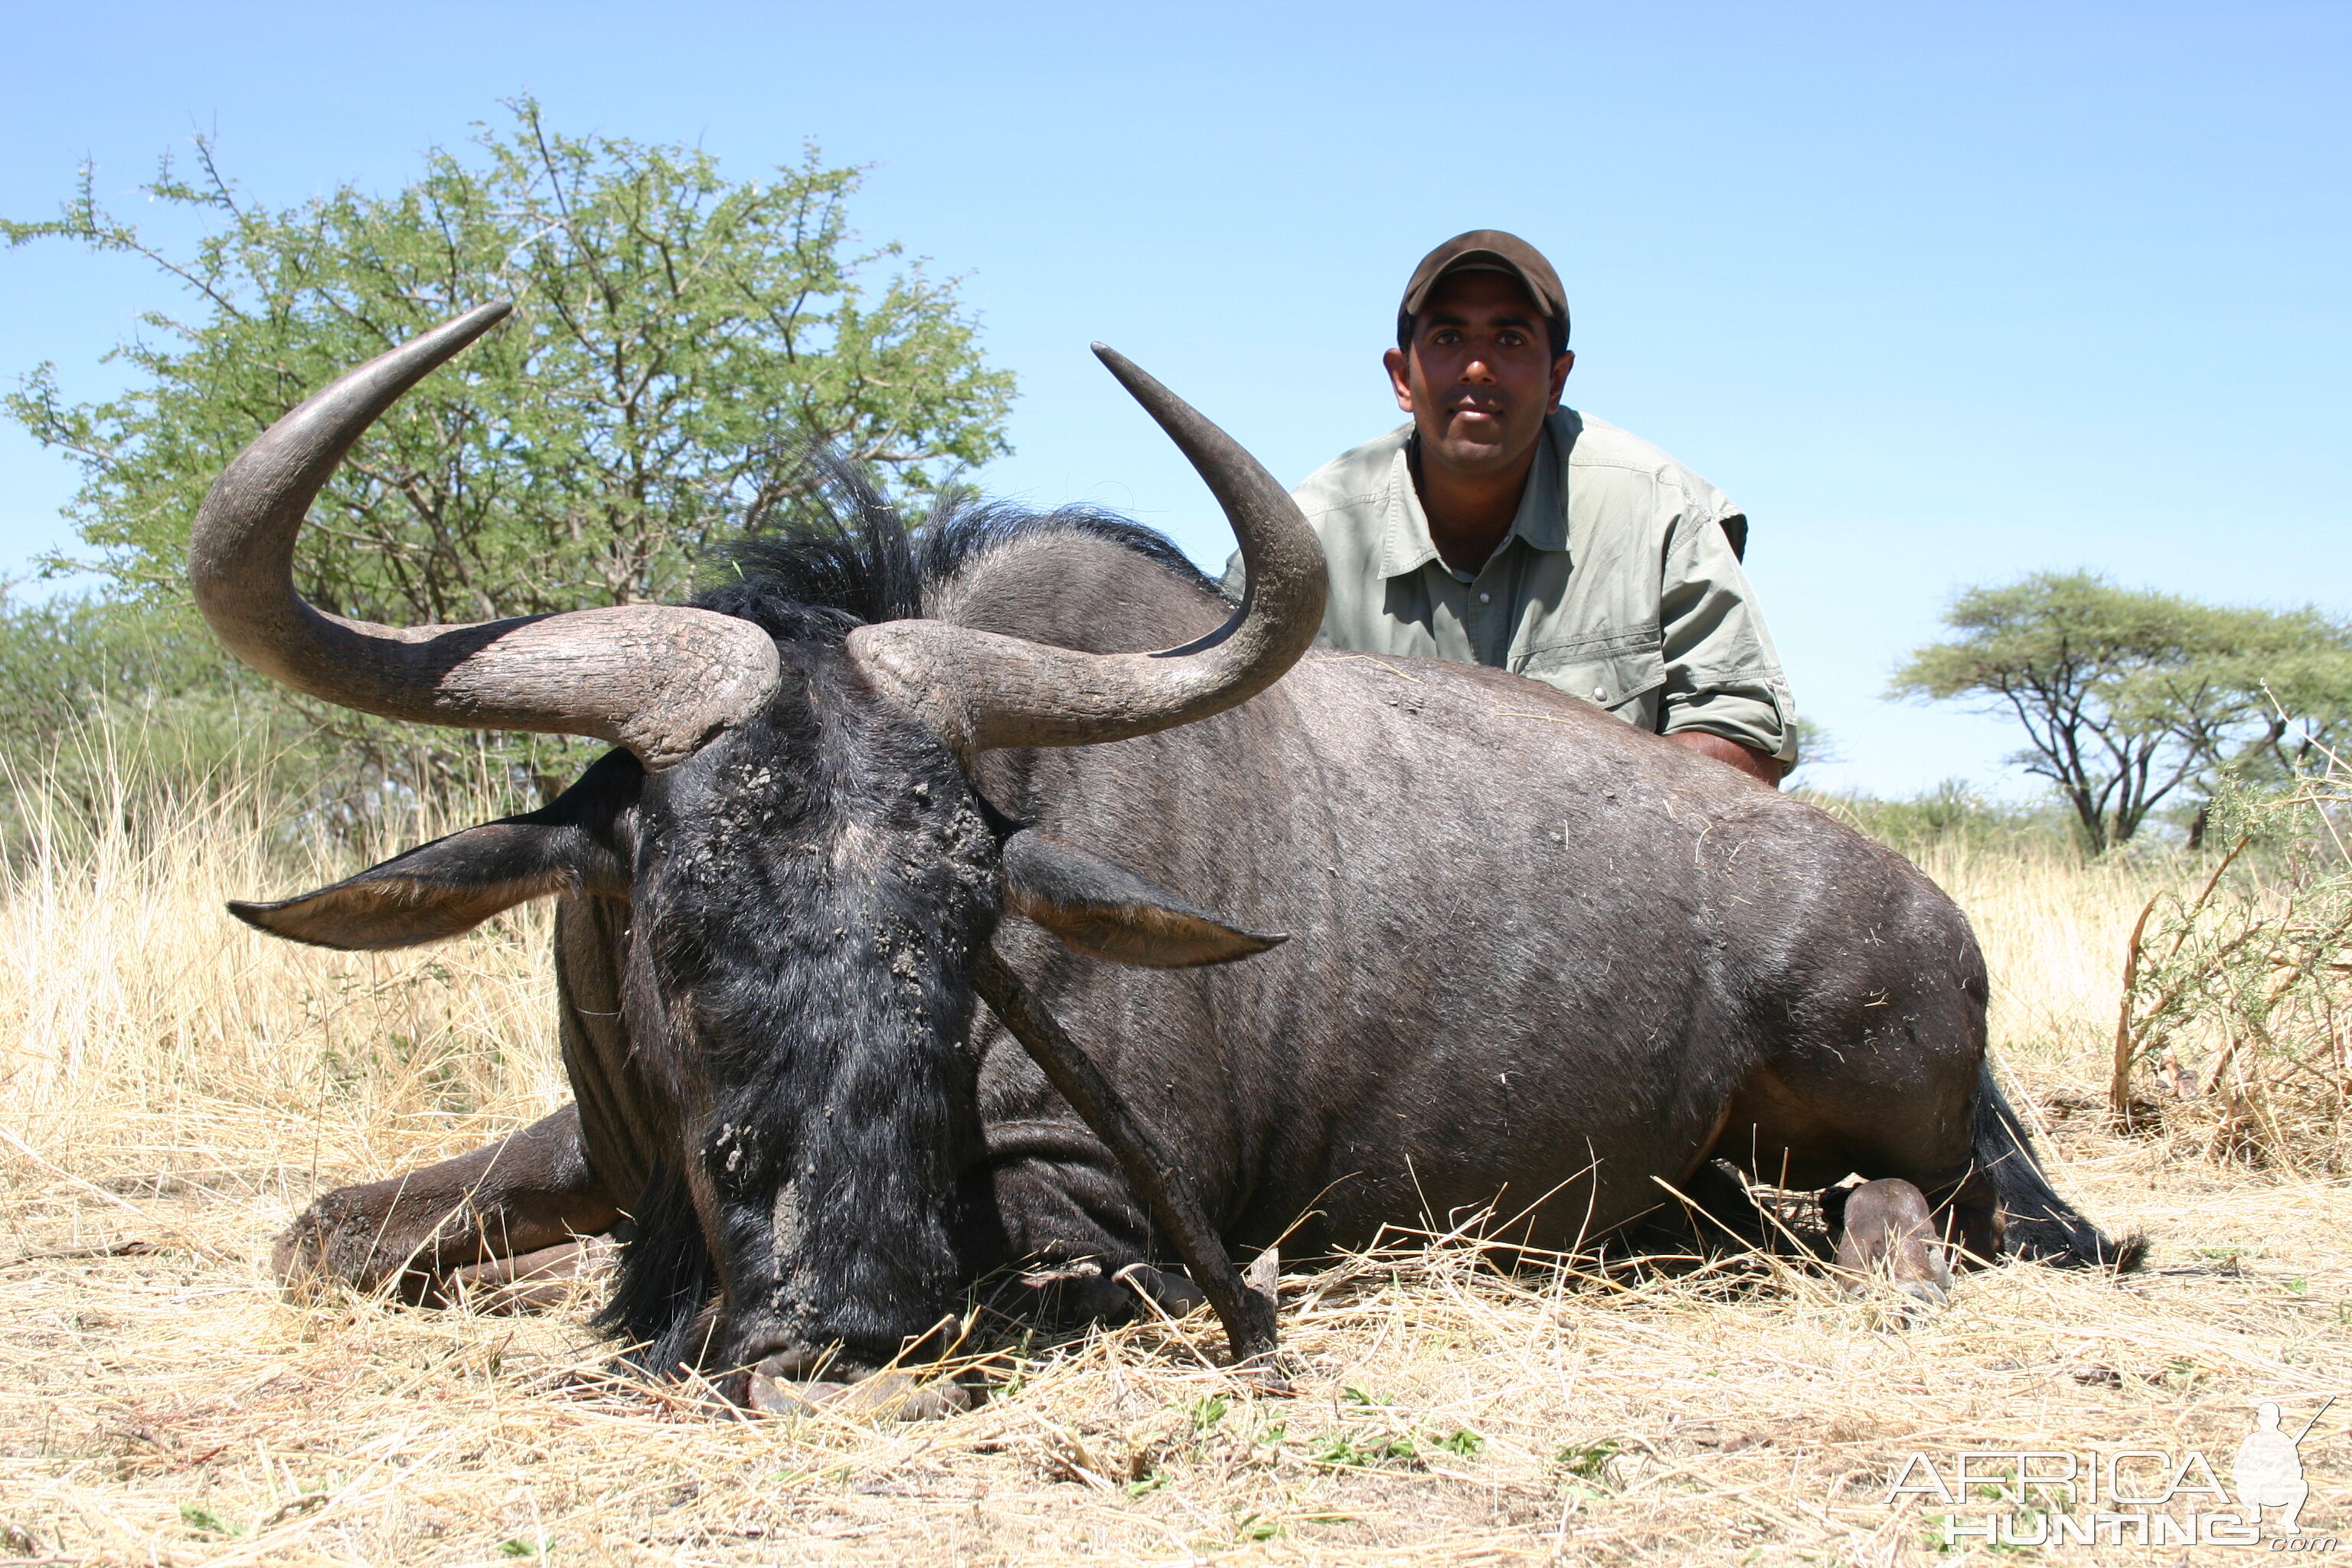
1001;830;1283;969
229;750;640;952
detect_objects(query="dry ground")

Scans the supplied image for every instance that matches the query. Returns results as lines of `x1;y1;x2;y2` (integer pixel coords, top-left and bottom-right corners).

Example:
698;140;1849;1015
2;794;2345;1565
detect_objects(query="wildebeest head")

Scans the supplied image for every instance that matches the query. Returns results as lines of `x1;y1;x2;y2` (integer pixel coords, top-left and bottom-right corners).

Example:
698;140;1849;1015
193;303;1326;1379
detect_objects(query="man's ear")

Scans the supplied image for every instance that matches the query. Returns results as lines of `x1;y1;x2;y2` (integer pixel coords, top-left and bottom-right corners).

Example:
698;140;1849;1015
1001;830;1284;969
1384;345;1415;413
230;750;639;952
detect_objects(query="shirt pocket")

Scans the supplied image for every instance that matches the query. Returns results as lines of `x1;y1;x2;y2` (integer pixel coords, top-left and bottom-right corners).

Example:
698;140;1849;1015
1515;629;1668;720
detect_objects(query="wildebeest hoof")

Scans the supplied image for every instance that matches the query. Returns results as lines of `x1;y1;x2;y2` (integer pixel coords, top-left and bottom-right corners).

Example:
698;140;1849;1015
275;1176;616;1312
1010;1258;1141;1325
448;1238;614;1313
1893;1276;1950;1309
1116;1263;1209;1319
1017;1259;1101;1286
828;1370;972;1420
742;1364;971;1422
273;1188;424;1299
1830;1179;1953;1321
742;1372;825;1418
1834;1272;1952;1308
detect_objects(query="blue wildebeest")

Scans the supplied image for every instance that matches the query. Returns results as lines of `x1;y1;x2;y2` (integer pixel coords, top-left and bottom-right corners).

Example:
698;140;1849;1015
198;305;2133;1416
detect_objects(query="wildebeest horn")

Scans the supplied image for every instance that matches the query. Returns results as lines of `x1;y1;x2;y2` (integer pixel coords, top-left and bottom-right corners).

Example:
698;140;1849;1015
844;345;1328;755
188;302;782;769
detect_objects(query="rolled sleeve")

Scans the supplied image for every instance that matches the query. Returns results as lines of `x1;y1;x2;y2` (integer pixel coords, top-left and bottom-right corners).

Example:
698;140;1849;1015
1655;504;1798;764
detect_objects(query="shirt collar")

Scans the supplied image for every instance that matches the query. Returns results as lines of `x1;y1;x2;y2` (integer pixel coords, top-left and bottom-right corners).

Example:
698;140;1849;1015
1376;416;1570;580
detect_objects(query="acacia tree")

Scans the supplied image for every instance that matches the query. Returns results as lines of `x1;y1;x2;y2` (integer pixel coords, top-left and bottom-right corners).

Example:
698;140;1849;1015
3;100;1013;798
1892;572;2352;851
3;99;1013;623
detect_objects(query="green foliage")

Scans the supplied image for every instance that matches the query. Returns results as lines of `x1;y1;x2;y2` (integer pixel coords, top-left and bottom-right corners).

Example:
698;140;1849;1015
1553;1438;1621;1479
1780;714;1839;787
0;590;325;853
1891;571;2352;852
0;589;577;851
4;101;1014;804
1796;779;2079;859
5;99;1013;619
178;1504;240;1537
2110;762;2352;1167
1309;1429;1421;1467
0;593;249;753
1307;1389;1481;1471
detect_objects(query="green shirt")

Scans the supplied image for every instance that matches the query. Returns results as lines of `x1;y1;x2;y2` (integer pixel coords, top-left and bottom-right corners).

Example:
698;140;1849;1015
1224;410;1797;763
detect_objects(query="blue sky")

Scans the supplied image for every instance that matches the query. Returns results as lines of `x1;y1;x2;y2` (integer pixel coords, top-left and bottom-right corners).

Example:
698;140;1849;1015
4;2;2346;796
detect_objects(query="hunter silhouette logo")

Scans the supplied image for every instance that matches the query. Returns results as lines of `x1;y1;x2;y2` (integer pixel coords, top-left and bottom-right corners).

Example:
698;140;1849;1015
2235;1399;2323;1534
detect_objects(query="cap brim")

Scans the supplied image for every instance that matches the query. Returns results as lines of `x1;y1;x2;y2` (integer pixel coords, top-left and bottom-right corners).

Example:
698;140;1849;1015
1403;252;1557;319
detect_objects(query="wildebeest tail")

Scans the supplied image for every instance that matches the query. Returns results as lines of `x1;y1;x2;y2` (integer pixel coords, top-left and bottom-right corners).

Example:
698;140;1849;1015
595;1162;720;1377
1972;1063;2145;1270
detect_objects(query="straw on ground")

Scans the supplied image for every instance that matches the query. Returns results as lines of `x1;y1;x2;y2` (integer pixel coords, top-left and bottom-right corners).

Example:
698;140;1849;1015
2;780;2346;1564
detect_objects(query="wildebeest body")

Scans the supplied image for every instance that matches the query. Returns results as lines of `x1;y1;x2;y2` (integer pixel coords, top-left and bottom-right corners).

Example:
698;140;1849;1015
224;313;2127;1402
270;518;2030;1377
929;534;1991;1270
420;524;2052;1379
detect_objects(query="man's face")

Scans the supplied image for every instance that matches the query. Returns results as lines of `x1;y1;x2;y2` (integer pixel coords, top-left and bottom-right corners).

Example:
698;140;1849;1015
1384;270;1573;479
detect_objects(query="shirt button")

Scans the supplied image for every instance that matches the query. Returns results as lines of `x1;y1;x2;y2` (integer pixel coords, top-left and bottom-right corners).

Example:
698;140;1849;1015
1592;686;1607;701
1477;591;1491;604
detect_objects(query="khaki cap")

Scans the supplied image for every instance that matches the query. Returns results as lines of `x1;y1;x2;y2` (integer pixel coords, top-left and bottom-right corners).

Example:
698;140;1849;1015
1397;230;1570;346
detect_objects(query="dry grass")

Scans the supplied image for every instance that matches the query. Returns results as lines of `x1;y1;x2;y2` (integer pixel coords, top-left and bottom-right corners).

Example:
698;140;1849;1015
3;794;2347;1565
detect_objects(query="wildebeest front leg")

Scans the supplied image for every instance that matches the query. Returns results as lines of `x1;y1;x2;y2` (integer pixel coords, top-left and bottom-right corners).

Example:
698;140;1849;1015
274;1105;620;1302
276;897;652;1305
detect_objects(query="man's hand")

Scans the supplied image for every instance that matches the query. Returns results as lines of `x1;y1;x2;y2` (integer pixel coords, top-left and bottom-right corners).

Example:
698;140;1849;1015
1669;730;1785;788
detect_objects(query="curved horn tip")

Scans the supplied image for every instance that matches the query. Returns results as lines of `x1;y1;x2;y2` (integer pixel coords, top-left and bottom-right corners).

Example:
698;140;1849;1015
1089;343;1171;406
442;298;517;344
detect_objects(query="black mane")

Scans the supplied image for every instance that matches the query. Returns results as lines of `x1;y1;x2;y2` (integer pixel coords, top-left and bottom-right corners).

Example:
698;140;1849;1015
694;463;1215;640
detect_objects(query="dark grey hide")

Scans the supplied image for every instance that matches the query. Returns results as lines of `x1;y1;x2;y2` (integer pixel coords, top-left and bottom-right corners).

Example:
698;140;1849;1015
263;506;2132;1386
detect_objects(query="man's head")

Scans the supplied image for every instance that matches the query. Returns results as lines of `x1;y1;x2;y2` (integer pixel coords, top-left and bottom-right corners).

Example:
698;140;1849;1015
1386;231;1574;482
